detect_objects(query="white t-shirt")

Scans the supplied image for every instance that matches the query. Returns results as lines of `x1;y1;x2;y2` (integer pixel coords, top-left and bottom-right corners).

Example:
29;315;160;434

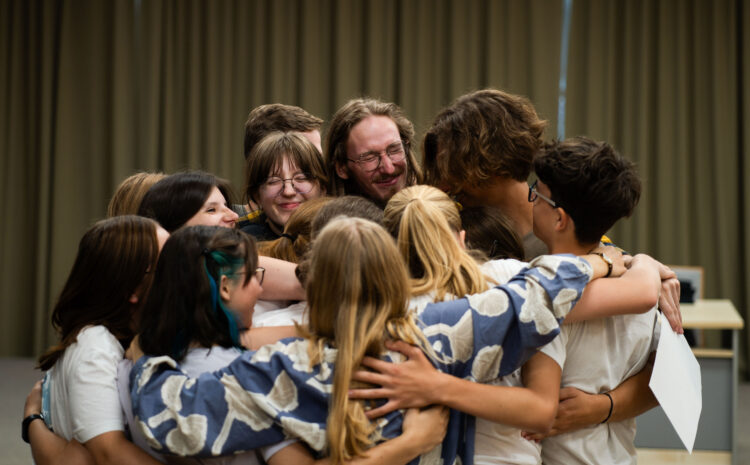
118;346;294;464
251;299;289;326
412;258;561;464
541;308;660;465
474;336;564;465
252;301;307;327
46;325;126;443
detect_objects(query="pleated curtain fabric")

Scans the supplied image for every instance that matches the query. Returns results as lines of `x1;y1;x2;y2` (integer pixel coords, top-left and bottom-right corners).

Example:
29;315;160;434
1;0;749;377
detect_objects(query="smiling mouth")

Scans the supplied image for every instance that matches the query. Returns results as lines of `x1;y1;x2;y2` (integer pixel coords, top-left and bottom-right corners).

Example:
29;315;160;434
278;202;301;210
375;175;401;187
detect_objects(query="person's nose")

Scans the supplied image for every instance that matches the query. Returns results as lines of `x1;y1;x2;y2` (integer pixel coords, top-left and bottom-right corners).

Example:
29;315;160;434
280;179;297;197
379;152;396;174
224;206;239;222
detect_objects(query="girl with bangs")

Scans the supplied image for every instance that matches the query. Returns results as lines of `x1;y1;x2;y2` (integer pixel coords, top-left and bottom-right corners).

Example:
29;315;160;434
242;132;328;240
128;214;599;464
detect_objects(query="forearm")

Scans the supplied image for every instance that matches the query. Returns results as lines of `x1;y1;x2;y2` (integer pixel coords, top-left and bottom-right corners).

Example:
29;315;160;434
431;373;555;433
29;423;94;465
566;261;660;323
258;256;305;300
608;360;658;422
85;431;161;465
241;325;299;350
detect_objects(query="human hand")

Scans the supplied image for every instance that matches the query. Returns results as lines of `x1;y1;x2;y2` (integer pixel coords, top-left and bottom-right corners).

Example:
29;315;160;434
659;276;683;333
401;406;449;455
125;335;144;362
349;340;441;419
24;380;43;418
522;386;608;441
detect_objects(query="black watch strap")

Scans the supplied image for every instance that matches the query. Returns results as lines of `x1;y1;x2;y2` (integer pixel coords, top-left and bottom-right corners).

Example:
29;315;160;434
22;413;44;443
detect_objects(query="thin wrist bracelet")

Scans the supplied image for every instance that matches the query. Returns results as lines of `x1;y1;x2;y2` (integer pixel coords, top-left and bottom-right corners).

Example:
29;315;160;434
600;392;614;424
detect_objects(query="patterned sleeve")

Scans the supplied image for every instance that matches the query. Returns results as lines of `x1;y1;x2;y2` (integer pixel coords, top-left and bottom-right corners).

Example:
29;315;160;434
419;254;592;382
129;339;335;457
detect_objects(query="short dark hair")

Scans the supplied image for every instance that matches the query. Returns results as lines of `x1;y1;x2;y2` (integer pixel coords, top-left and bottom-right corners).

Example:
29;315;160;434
534;137;641;244
244;104;323;159
324;98;423;196
138;171;235;232
423;89;546;190
138;226;258;361
460;205;525;260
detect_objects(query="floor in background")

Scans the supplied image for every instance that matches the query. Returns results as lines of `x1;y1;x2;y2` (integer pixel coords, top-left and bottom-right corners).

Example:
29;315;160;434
2;358;750;465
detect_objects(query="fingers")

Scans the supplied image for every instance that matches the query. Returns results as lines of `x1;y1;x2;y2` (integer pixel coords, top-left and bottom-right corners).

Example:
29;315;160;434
363;401;399;420
351;369;391;386
360;356;401;374
348;387;388;400
558;386;578;401
385;340;425;360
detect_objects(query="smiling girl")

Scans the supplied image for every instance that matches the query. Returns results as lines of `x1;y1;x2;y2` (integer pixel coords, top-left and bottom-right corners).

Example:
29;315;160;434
242;132;328;240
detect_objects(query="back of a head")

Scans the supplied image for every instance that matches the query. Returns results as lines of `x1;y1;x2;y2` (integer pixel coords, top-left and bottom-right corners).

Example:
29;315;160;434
138;171;233;232
324;98;422;196
423;88;546;190
107;171;167;217
257;196;333;263
460;205;525;260
138;225;257;361
534;137;642;244
244;104;323;159
383;185;487;300
305;216;416;463
38;215;159;370
310;195;384;239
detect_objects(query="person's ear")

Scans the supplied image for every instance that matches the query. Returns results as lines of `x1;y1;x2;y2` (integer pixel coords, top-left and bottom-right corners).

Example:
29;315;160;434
128;294;139;304
556;208;570;232
335;161;349;180
458;229;467;249
219;275;233;302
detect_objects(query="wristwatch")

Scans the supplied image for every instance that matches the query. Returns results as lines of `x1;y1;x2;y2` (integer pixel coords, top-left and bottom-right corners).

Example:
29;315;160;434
592;252;613;277
22;413;44;444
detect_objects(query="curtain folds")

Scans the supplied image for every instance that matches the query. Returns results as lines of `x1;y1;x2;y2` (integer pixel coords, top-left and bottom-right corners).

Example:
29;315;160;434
2;0;749;376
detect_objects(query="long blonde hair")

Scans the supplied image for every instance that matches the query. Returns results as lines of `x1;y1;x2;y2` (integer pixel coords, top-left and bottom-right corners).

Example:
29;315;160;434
384;185;489;300
302;217;430;464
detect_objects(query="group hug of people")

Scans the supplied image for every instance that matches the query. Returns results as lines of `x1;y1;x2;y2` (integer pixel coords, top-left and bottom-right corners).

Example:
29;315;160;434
21;88;683;465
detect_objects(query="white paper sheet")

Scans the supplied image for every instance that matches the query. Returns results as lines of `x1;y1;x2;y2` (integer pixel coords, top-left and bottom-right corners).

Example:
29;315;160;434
649;312;702;453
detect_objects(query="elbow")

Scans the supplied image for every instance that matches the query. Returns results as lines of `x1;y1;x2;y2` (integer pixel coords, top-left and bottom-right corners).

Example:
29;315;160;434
527;400;558;434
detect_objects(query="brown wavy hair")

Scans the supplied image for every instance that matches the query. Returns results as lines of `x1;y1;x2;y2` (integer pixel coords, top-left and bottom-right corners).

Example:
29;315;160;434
423;88;546;191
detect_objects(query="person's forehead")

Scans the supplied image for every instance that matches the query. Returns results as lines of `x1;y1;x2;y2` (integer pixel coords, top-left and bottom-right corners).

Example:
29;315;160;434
347;115;400;154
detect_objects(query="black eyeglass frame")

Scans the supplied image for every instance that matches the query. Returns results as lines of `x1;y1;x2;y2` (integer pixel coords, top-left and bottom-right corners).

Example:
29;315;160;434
528;180;559;208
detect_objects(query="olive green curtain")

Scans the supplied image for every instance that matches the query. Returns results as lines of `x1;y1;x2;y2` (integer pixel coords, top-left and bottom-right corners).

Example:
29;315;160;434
2;0;748;377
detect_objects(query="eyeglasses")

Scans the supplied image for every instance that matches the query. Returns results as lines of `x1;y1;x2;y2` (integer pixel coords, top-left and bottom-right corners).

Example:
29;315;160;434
255;267;265;285
261;174;315;197
528;180;558;208
347;142;406;172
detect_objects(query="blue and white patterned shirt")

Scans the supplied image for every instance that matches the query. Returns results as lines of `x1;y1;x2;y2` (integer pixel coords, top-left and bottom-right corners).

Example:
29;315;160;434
130;255;592;465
